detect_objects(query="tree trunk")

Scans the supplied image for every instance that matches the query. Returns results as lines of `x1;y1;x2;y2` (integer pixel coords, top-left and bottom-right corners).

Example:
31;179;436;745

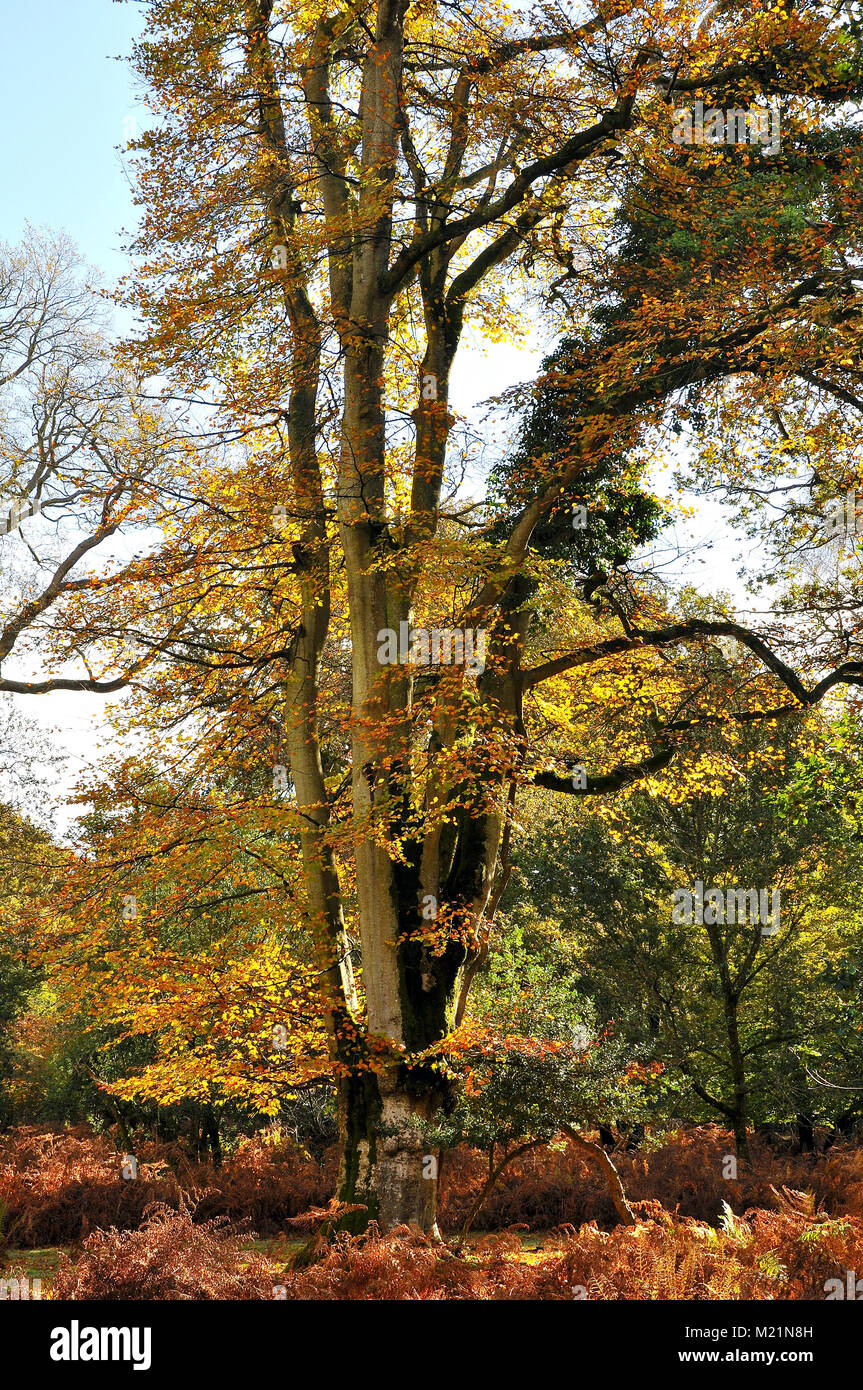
794;1111;814;1154
458;1140;541;1242
732;1110;751;1167
336;1070;443;1233
703;919;753;1168
252;0;526;1237
201;1106;222;1168
561;1124;637;1226
727;1017;752;1167
599;1123;617;1151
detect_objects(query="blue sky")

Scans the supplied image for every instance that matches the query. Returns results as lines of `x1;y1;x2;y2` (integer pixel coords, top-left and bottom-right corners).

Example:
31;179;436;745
0;1;146;275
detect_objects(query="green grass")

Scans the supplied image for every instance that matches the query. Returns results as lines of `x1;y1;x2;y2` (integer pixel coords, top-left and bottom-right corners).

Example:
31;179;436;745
2;1245;71;1294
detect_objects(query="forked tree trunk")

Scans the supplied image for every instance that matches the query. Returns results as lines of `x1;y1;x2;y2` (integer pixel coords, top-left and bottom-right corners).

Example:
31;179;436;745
249;0;523;1236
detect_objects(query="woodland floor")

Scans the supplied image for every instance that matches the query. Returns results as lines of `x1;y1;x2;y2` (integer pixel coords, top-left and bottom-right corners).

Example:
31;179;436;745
2;1124;862;1299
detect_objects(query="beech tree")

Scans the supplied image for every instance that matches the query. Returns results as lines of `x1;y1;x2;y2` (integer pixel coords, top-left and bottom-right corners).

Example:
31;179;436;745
9;0;863;1233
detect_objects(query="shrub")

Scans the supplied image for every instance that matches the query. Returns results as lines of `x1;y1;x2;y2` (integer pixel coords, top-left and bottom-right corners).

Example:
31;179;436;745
0;1125;333;1246
5;1121;863;1256
0;1127;174;1247
51;1199;275;1300
274;1203;863;1301
438;1125;863;1232
273;1226;516;1300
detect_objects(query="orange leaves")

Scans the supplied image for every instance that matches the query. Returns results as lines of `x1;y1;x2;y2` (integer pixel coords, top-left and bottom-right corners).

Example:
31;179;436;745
619;1060;665;1086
